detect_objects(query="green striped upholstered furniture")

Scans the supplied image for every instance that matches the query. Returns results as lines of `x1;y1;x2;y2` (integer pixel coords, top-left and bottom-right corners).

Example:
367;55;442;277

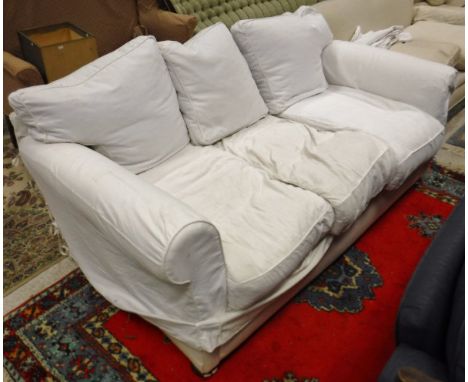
168;0;318;31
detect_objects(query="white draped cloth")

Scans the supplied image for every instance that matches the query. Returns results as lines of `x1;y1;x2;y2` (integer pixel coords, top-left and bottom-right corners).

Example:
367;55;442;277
351;25;412;49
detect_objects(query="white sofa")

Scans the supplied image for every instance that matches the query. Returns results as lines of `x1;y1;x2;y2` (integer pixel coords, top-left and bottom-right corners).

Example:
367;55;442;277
8;8;457;375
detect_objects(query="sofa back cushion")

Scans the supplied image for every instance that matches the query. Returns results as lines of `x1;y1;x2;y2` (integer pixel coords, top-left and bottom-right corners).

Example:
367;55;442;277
159;23;268;145
313;0;413;41
231;7;332;114
8;36;189;174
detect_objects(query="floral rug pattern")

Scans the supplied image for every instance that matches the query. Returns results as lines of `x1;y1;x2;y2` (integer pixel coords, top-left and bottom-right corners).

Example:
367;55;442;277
407;213;445;238
416;163;465;205
295;247;383;313
3;133;67;294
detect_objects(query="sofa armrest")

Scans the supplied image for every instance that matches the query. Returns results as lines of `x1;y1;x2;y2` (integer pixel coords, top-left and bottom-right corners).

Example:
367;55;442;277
137;0;197;43
322;41;458;124
4;51;43;86
396;199;465;359
4;52;44;114
17;134;227;324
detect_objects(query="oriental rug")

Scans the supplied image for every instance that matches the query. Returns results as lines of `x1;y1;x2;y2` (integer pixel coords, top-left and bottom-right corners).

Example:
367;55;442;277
3;163;464;382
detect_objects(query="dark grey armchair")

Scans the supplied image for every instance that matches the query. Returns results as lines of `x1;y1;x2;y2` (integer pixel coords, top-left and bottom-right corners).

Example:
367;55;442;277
379;198;464;382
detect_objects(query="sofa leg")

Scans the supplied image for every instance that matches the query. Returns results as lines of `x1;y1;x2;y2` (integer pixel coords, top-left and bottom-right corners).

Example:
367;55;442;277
191;364;218;378
4;114;18;150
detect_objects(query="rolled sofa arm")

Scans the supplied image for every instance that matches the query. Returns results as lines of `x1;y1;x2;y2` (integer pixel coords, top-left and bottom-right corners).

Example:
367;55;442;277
4;51;43;86
4;52;44;114
17;131;227;329
322;41;458;124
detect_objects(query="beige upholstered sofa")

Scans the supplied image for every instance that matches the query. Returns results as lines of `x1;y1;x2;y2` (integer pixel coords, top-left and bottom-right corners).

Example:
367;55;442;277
313;0;465;116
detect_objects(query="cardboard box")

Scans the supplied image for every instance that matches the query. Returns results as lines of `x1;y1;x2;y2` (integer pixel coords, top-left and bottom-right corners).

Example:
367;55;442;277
19;22;98;83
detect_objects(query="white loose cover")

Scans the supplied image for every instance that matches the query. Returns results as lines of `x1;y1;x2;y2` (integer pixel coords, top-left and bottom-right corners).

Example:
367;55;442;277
322;41;458;124
281;86;445;189
231;6;333;114
220;116;394;234
140;145;334;310
9;36;189;174
18;131;334;353
159;23;268;145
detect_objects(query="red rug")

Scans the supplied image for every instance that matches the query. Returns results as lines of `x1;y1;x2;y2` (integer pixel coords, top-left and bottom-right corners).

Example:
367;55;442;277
4;163;464;382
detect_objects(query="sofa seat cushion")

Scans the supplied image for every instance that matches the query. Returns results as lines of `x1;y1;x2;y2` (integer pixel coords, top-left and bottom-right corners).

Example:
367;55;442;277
280;86;445;190
414;3;465;25
403;21;465;70
220;115;394;235
139;145;334;310
390;39;461;68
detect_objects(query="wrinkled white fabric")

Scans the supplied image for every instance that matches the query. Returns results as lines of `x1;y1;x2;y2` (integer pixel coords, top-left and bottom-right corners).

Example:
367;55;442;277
8;36;189;174
351;25;411;48
281;86;445;189
220;116;394;234
140;144;334;310
17;136;226;350
159;23;267;145
18;133;335;352
322;40;457;123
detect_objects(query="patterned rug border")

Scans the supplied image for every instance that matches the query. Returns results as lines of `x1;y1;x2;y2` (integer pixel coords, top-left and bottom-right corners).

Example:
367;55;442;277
82;304;159;381
3;269;159;382
3;268;79;318
4;270;88;382
431;161;465;181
